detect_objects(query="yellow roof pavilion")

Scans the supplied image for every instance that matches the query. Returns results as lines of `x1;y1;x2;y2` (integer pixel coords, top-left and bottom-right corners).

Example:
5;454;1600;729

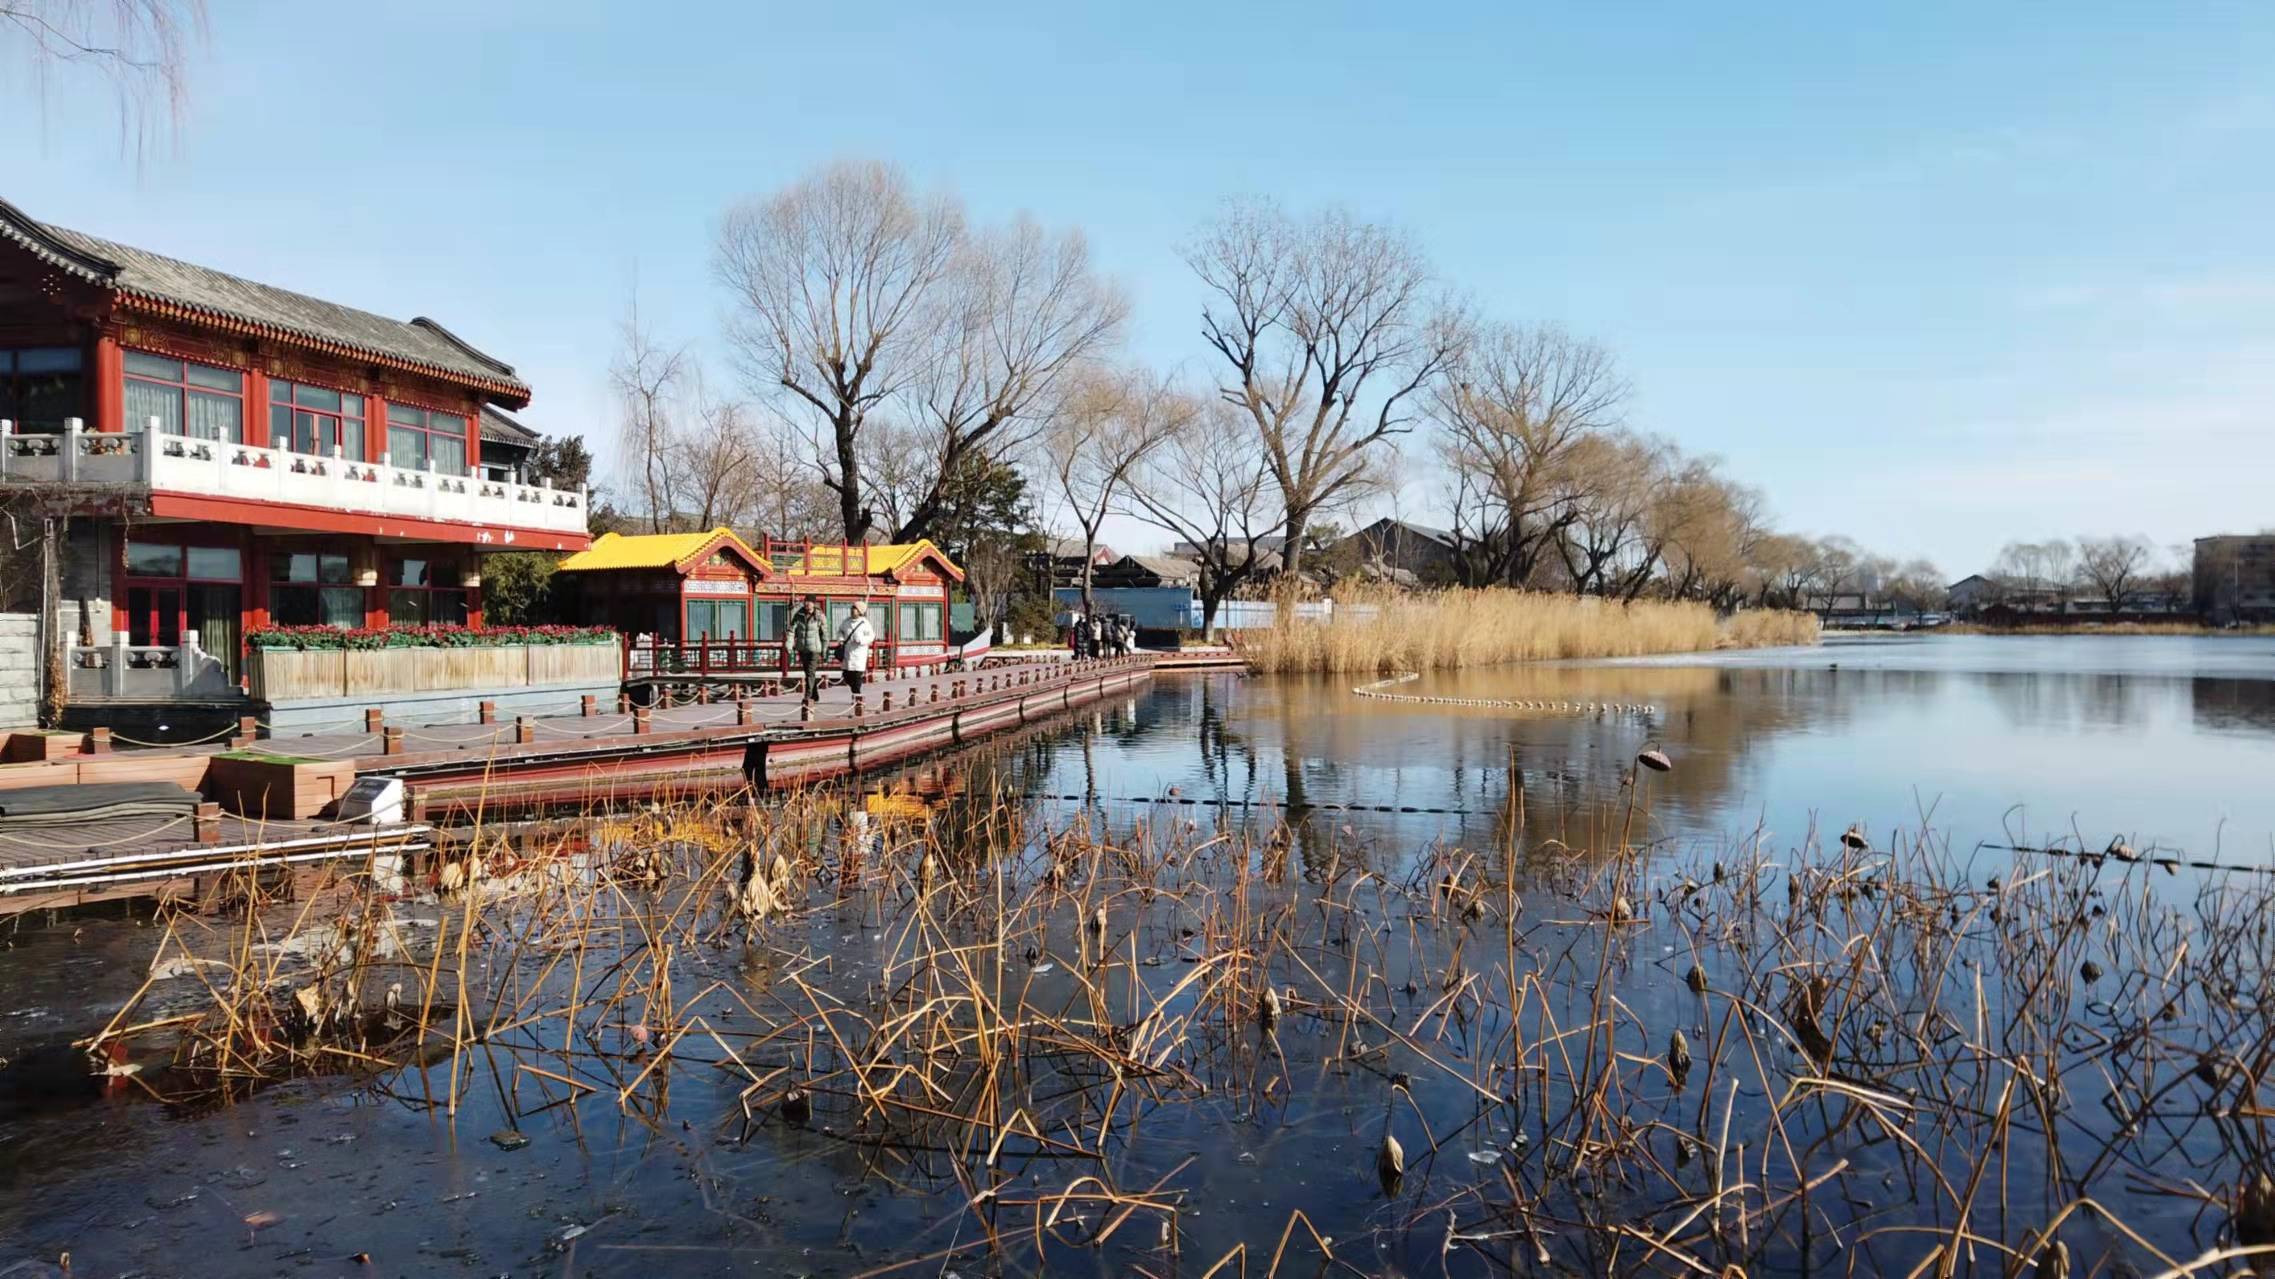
556;528;770;575
784;539;963;582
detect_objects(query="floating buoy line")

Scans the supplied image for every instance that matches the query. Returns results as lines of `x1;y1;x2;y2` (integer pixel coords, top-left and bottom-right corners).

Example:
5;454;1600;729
1001;792;2272;877
1350;671;1658;718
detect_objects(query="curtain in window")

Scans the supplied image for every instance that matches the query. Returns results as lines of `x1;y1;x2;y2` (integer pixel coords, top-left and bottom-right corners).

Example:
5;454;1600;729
389;424;426;469
187;390;241;442
125;379;180;435
431;431;467;476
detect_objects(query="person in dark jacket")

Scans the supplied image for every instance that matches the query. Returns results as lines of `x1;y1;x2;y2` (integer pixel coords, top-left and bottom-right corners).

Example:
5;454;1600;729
787;594;829;704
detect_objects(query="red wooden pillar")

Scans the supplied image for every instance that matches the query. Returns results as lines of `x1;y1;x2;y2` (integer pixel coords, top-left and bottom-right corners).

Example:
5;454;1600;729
244;366;270;448
91;331;124;433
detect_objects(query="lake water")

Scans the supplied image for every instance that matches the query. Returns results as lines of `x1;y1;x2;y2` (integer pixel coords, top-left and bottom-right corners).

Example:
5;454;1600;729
2;633;2272;1277
1036;633;2275;866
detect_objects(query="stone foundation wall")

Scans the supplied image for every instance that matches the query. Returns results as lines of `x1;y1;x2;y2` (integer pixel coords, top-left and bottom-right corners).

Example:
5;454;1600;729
0;612;35;729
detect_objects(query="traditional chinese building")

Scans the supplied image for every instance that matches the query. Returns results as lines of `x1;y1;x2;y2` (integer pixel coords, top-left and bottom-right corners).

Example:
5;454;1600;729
0;197;591;715
555;532;963;671
555;527;776;643
769;539;962;670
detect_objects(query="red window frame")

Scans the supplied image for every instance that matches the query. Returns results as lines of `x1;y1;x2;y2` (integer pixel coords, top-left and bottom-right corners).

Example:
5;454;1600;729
269;379;367;460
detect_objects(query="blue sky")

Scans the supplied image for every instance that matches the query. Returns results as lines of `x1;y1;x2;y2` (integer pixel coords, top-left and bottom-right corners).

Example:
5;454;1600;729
7;1;2272;575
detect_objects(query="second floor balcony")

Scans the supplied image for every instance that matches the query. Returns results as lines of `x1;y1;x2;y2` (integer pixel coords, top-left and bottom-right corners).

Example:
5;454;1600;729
0;418;590;545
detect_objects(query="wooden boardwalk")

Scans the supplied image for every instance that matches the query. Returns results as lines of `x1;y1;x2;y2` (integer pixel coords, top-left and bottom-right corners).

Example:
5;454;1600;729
0;655;1154;914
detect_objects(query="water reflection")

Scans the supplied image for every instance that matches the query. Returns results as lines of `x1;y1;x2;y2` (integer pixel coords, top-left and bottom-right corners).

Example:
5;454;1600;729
1023;636;2275;861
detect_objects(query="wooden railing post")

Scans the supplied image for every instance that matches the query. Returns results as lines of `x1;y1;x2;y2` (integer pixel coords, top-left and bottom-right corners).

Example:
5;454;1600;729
383;726;404;755
364;707;384;733
515;716;535;745
580;694;596;717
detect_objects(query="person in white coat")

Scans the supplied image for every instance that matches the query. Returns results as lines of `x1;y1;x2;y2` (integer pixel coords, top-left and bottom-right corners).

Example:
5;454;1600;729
837;599;877;699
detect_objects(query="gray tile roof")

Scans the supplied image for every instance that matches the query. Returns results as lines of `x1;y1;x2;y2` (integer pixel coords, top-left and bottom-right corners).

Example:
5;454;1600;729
479;406;540;448
0;197;529;401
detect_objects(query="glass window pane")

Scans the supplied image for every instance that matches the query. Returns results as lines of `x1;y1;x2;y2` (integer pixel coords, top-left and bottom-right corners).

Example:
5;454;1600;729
125;379;180;435
19;371;81;430
319;554;351;584
270;403;293;446
389;424;425;468
273;552;311;583
387;404;425;427
340;392;363;419
394;558;430;587
341;419;364;458
186;362;241;391
188;390;242;443
431;432;466;476
126;540;183;576
387;589;428;626
322;586;364;628
294;384;341;411
270;379;292;404
186;547;242;581
123;352;181;381
17;348;80;373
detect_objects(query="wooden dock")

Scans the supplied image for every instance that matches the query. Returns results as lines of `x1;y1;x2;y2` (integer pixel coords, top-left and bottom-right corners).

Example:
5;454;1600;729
0;655;1153;915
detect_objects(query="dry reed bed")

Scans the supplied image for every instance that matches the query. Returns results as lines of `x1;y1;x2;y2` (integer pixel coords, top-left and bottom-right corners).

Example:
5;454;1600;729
77;780;2275;1276
1241;586;1820;673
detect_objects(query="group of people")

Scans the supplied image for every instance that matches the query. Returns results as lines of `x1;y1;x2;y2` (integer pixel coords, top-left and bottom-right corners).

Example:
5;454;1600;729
1067;609;1137;658
785;594;874;705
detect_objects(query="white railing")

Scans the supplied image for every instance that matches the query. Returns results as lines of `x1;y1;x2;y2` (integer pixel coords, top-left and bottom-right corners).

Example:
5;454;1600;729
0;418;588;542
68;633;235;699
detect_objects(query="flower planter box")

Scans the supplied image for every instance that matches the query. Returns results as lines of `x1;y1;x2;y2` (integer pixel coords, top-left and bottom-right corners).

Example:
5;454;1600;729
206;750;356;820
2;729;84;764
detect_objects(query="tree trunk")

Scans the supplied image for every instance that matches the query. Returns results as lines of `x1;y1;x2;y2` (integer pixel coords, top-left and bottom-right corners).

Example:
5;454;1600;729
834;408;868;542
1079;538;1096;615
1280;510;1308;581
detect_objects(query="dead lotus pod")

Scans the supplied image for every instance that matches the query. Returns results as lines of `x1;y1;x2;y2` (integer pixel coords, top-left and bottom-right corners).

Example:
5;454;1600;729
2034;1239;2069;1279
1685;964;1709;994
1377;1131;1405;1195
2236;1171;2275;1246
1667;1028;1692;1083
2079;958;2103;983
1258;984;1282;1030
781;1086;812;1124
1636;748;1672;773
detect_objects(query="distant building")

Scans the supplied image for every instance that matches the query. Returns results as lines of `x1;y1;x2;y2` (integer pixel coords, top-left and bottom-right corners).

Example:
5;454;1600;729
1945;574;2002;617
1027;535;1115;589
1170;535;1283;561
1093;553;1204;590
1330;518;1458;585
2195;535;2275;623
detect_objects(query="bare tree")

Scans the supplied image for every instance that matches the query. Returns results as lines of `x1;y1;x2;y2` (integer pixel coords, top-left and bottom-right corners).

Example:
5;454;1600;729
1044;368;1196;612
1187;199;1462;578
4;0;203;151
958;539;1020;641
1124;402;1284;634
897;217;1127;543
1432;322;1627;587
2078;534;2155;612
714;160;963;543
674;394;763;532
609;294;691;533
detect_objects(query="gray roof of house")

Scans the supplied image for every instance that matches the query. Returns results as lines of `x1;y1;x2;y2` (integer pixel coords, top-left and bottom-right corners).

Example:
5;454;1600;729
479;406;540;448
1115;554;1203;583
0;198;529;400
